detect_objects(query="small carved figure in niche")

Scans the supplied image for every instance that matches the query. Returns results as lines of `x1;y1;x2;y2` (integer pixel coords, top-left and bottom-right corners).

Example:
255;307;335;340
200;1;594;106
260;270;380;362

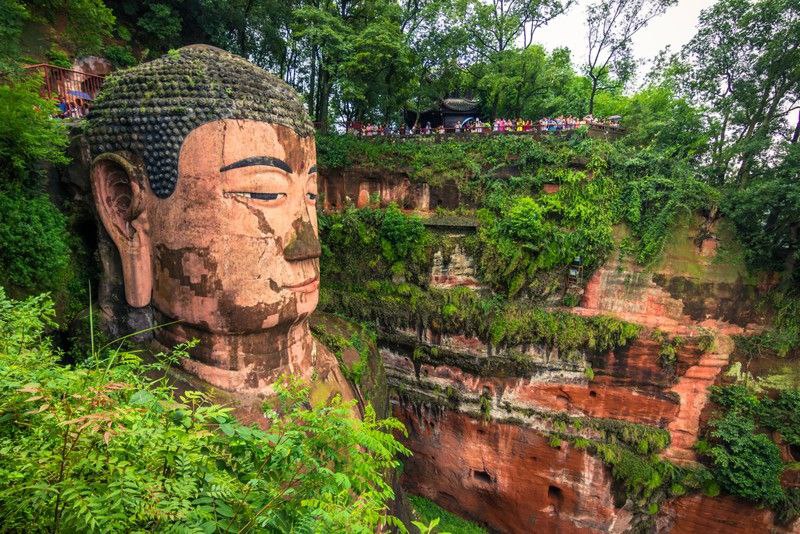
86;45;353;404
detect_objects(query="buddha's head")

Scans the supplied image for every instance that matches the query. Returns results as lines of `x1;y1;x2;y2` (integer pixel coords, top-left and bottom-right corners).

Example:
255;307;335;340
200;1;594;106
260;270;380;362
87;45;320;337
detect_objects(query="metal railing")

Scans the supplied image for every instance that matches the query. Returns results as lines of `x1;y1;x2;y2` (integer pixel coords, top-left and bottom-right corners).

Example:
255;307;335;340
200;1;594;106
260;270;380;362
24;63;105;118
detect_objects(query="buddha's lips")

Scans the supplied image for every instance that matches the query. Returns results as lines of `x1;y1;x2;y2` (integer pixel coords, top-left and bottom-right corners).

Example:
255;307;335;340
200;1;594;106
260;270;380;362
284;277;319;293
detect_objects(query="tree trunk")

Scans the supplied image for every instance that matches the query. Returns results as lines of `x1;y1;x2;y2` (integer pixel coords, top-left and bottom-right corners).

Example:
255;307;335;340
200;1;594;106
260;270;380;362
316;69;332;129
308;46;317;120
782;223;799;288
237;0;254;57
588;75;599;115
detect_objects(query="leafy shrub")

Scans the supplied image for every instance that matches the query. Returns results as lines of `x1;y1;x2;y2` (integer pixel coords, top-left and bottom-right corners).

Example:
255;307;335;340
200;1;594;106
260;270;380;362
311;320;376;385
317;134;718;269
0;0;28;72
0;187;73;294
104;44;137;68
0;75;69;181
319;204;431;285
0;288;409;533
701;383;800;517
704;412;784;505
46;45;72;68
761;390;800;446
24;0;115;55
615;163;719;265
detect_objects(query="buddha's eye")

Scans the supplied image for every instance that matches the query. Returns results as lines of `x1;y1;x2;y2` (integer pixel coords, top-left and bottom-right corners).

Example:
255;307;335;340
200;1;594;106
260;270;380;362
225;191;286;203
250;192;285;201
306;192;318;203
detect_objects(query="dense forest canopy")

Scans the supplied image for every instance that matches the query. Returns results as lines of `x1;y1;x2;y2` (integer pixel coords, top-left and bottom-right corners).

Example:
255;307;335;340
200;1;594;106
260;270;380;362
7;0;795;286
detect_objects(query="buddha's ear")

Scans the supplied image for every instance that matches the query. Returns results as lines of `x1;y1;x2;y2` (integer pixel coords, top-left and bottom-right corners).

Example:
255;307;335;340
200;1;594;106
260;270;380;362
90;153;153;308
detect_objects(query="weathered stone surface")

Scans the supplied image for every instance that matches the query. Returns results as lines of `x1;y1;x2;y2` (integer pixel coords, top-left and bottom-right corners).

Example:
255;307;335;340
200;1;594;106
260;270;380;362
659;494;798;534
319;166;436;210
372;221;788;532
395;403;628;534
87;47;355;408
664;337;732;462
430;243;481;288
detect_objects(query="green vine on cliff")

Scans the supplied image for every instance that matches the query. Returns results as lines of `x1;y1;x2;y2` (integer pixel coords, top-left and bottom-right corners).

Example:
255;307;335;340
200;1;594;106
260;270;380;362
310;320;375;385
317;134;719;271
694;383;800;523
319;282;640;356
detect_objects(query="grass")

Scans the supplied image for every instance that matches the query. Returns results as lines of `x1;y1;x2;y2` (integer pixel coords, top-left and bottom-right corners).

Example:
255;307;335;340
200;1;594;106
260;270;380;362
409;494;487;534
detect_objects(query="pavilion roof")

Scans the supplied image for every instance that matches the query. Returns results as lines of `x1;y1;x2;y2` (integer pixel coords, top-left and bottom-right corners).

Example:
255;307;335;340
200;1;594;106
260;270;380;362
441;98;479;113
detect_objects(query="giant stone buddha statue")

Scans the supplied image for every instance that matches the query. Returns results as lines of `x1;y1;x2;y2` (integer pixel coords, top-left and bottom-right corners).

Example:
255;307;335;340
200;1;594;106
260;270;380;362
86;45;353;402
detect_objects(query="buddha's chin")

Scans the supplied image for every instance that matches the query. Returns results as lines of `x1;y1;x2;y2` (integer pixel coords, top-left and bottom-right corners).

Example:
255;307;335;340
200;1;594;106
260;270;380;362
293;292;319;317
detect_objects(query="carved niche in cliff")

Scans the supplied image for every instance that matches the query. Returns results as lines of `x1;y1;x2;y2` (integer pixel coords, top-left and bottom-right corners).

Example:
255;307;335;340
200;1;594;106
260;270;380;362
85;45;352;401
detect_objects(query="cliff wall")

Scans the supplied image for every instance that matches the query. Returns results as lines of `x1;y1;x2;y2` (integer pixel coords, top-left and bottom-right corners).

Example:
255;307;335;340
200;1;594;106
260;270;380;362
315;159;798;533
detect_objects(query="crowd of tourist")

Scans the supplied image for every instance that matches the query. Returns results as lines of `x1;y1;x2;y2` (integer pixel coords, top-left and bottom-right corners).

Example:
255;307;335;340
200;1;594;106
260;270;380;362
350;115;621;137
55;96;91;118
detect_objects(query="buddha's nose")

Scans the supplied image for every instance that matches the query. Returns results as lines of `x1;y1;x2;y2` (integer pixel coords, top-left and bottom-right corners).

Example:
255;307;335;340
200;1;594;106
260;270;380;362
284;219;321;261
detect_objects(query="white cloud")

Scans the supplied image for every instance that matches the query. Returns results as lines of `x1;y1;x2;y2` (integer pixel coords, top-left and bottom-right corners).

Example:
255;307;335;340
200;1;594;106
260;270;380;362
533;0;718;76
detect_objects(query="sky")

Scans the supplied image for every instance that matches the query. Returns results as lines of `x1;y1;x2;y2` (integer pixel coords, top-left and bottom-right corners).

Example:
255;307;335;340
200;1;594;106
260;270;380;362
535;0;718;83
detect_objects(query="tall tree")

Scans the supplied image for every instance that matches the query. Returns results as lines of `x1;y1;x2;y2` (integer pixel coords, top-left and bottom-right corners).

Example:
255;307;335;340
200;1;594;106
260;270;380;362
584;0;676;114
682;0;800;185
462;0;574;61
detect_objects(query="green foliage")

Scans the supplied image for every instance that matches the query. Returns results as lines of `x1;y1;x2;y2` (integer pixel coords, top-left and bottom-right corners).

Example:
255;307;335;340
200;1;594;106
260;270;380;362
319;204;431;285
409;494;486;534
137;2;182;47
657;335;683;371
704;412;784;506
0;0;28;72
25;0;115;54
0;288;410;532
569;433;706;525
584;364;594;381
46;45;72;68
606;85;707;158
318;134;718;270
475;175;614;296
683;0;800;187
104;44;137;68
479;393;492;422
696;330;716;353
723;155;800;281
700;383;800;515
311;320;376;385
320;282;639;355
734;293;800;358
0;187;73;295
761;390;800;447
613;155;720;264
0;75;69;181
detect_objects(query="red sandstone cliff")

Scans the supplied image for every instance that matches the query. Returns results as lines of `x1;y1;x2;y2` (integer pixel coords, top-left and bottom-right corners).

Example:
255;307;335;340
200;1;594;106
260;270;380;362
378;218;794;533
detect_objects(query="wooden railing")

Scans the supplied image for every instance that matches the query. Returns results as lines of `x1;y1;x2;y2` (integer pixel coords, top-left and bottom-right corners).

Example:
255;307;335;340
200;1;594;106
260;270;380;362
24;63;105;118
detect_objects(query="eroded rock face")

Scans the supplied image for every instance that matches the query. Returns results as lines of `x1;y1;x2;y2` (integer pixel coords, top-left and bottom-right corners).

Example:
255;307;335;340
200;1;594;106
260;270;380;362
396;403;629;534
430;243;481;288
319;168;463;211
659;494;798;533
372;227;789;532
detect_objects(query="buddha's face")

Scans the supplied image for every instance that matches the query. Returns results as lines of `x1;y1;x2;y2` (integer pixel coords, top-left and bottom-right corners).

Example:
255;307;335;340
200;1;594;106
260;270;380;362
93;119;320;334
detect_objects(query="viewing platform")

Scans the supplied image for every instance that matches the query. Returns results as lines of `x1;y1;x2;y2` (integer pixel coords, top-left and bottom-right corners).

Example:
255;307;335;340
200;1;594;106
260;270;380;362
25;63;106;118
346;123;625;142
